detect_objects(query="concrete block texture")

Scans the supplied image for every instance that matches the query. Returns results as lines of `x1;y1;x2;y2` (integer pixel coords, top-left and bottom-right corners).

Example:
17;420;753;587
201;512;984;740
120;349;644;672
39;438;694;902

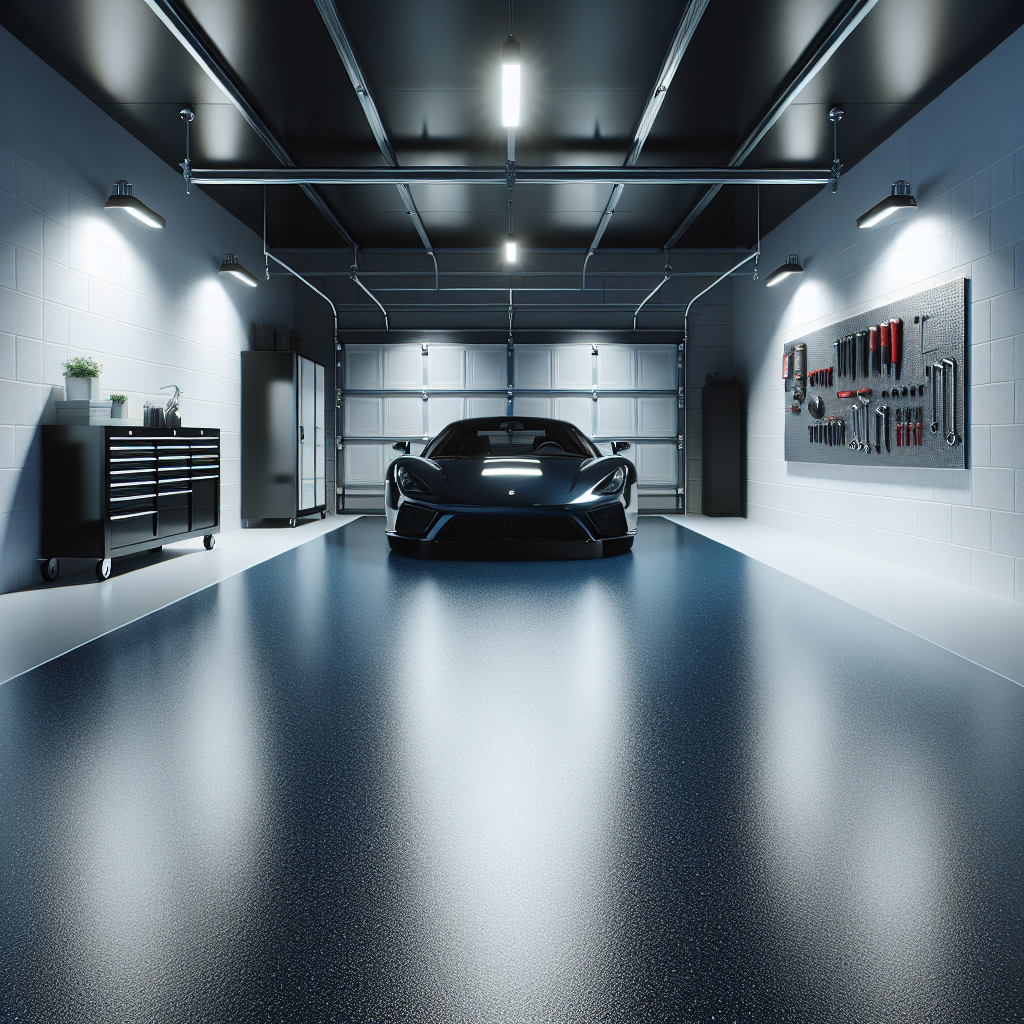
0;33;293;593
732;29;1024;602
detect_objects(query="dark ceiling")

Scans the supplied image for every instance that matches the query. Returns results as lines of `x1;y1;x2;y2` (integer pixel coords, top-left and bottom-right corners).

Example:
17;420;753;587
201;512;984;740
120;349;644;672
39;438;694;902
2;0;1021;251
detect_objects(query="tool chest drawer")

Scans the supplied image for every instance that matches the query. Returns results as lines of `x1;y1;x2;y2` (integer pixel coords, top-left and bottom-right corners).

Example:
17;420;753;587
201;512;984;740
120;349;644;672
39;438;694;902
42;426;221;572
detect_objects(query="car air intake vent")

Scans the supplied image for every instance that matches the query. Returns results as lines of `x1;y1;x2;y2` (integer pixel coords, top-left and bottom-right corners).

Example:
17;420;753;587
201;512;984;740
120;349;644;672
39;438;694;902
589;504;628;537
442;516;585;541
395;503;436;537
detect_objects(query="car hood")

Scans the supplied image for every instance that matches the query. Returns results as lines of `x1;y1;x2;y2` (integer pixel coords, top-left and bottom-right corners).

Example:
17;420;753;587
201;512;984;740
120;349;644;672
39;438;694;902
437;456;585;495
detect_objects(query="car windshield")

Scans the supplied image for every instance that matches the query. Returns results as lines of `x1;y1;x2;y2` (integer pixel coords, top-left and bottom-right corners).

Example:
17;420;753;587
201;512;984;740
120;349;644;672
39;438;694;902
424;418;600;459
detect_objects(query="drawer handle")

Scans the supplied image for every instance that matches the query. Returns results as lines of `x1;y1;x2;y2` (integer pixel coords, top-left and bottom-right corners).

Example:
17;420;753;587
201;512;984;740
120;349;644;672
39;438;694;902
111;493;156;502
160;489;193;496
110;510;157;521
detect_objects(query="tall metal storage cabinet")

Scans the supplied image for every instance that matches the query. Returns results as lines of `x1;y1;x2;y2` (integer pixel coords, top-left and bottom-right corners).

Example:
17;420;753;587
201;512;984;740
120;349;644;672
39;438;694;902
701;380;745;516
242;351;327;524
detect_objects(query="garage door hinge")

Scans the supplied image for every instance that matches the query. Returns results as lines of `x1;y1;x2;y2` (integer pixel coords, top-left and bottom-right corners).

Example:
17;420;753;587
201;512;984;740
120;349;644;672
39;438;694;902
421;343;428;355
677;386;685;408
336;437;343;450
336;388;342;407
422;390;429;401
591;389;598;401
677;433;684;449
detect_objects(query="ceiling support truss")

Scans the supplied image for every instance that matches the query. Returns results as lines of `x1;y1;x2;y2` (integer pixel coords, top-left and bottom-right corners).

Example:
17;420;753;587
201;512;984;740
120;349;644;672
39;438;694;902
187;167;832;187
663;0;879;248
142;0;356;247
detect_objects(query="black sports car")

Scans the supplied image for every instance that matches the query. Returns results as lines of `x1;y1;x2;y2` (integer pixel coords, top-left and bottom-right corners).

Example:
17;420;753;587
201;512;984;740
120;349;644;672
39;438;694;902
385;417;638;554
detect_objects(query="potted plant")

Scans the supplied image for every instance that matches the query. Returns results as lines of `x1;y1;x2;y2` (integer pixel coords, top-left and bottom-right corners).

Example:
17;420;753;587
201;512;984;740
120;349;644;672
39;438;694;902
109;393;127;418
62;356;103;401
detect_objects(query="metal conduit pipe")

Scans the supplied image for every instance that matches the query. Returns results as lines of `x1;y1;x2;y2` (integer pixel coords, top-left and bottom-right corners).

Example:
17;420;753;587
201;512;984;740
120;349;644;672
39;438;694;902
188;166;833;187
633;264;673;330
664;0;878;248
349;269;390;330
679;248;760;513
263;250;342;512
143;0;356;247
585;0;710;284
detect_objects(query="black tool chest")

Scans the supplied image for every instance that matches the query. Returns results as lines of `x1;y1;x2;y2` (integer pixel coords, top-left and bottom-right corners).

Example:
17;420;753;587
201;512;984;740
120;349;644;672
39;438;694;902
41;426;220;580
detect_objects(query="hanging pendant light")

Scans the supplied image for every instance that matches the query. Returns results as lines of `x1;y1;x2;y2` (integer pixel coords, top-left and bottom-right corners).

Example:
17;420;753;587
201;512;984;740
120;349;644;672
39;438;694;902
502;36;521;128
764;253;803;287
857;180;918;229
218;253;259;287
103;180;166;229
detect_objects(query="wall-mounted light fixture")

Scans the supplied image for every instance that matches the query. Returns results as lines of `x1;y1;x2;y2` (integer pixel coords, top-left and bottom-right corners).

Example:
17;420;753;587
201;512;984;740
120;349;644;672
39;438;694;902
502;35;521;127
764;253;803;287
857;180;917;229
103;180;166;229
505;233;518;262
218;253;259;287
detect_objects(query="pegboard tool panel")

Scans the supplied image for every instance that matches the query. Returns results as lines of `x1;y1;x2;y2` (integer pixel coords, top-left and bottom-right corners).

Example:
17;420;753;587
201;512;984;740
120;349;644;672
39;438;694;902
783;278;967;469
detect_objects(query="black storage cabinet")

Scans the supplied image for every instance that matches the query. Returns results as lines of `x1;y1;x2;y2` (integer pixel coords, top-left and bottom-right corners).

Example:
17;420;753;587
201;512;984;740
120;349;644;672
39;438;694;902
701;381;745;516
241;351;326;525
41;426;220;580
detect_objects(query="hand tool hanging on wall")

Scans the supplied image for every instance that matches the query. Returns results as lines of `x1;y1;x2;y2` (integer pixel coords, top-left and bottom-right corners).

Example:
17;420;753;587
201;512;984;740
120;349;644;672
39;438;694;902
875;405;889;453
793;344;807;402
869;325;879;375
931;362;942;431
889;318;902;380
942;357;960;446
896;407;902;447
917;406;924;446
856;330;868;379
880;321;890;378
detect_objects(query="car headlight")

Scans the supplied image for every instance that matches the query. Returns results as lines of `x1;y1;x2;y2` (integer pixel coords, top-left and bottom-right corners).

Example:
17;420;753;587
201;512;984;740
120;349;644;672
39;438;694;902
593;467;625;494
395;465;433;496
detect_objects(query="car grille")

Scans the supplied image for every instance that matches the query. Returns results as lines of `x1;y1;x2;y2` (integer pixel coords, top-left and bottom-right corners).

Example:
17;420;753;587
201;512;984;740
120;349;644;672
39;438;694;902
589;504;628;537
394;503;436;537
441;516;586;541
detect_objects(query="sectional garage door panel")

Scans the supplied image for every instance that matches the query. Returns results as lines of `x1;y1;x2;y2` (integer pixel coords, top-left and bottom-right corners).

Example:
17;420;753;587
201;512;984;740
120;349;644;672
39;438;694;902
426;347;465;389
339;338;680;509
466;346;507;389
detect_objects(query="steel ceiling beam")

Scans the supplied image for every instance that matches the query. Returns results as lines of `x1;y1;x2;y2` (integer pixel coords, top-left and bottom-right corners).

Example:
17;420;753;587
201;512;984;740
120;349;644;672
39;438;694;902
663;0;879;248
189;167;833;186
314;0;436;268
586;0;710;275
142;0;356;247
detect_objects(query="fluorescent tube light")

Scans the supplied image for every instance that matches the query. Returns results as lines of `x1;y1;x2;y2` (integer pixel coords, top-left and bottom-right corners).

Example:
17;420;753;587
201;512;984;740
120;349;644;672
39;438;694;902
505;232;517;262
103;180;166;229
764;254;803;287
857;180;918;229
502;35;521;127
218;253;259;287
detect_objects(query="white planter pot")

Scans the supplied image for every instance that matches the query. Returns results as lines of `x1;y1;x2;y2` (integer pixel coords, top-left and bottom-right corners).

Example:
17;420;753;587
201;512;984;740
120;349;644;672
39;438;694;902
64;377;97;401
111;402;125;419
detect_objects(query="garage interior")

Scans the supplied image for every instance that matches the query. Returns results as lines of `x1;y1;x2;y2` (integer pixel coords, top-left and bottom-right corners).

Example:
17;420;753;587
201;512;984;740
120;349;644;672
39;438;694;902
1;1;1023;1020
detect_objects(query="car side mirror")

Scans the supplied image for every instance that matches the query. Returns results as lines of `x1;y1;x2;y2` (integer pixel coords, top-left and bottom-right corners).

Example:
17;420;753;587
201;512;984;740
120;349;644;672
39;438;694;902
392;441;411;454
611;441;631;454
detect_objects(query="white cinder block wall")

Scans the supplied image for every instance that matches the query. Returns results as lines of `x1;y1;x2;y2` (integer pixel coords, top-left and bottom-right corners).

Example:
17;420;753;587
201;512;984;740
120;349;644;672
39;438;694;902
0;27;294;593
734;25;1024;601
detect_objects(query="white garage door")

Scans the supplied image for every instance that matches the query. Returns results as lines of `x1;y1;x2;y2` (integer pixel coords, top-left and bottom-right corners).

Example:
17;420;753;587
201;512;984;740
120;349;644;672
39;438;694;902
339;339;681;510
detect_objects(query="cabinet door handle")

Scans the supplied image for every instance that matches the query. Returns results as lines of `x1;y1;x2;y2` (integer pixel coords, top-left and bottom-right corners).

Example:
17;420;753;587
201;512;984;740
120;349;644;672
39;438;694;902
300;425;305;442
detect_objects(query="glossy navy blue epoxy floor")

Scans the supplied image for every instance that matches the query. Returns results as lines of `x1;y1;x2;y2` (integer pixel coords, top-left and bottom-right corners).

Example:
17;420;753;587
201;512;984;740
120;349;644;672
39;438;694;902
1;516;1022;1022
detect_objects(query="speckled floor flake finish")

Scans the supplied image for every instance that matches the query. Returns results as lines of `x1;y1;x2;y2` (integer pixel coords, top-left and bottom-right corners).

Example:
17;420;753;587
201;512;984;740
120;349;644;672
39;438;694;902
1;516;1022;1022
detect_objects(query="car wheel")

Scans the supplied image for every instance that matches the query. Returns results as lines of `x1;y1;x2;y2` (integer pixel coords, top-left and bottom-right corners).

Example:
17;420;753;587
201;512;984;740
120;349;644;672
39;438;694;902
41;558;60;582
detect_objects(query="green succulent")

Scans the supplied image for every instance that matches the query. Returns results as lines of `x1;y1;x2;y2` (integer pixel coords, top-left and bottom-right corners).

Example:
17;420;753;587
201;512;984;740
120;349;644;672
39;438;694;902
62;356;102;378
109;394;128;404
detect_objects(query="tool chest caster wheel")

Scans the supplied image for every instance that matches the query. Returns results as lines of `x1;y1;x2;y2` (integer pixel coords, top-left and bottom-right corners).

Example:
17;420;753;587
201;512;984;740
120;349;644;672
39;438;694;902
320;509;327;519
204;534;216;550
95;559;111;581
289;518;296;528
41;558;60;582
